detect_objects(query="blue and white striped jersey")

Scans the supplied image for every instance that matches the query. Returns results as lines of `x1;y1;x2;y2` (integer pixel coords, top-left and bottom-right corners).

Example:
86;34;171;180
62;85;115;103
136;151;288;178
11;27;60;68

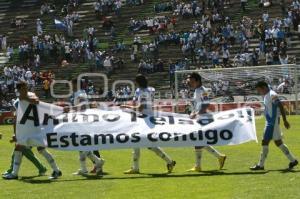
263;89;280;125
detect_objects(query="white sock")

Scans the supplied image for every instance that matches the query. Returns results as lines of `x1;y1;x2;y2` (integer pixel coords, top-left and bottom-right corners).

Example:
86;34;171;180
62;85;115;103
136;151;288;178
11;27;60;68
149;147;173;164
258;146;269;167
87;151;103;167
12;151;23;176
132;148;140;171
205;146;223;158
39;149;59;172
195;148;203;168
278;144;296;162
79;151;88;172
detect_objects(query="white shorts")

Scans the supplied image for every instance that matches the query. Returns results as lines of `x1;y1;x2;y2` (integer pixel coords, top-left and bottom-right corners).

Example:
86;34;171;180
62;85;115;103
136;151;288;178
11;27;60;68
263;118;282;141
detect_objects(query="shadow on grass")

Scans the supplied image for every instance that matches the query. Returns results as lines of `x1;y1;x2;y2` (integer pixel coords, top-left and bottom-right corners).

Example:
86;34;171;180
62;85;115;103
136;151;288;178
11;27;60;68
19;172;110;184
18;170;265;184
268;168;300;173
18;169;300;184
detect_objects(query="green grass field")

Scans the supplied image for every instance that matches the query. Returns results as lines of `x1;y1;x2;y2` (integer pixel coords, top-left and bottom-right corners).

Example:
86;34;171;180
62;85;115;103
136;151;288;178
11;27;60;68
0;116;299;199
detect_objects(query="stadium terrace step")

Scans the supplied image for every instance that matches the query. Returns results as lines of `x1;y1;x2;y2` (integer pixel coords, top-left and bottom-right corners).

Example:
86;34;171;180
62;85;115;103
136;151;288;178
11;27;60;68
0;53;9;66
77;10;91;14
81;2;95;6
0;4;10;9
1;0;299;97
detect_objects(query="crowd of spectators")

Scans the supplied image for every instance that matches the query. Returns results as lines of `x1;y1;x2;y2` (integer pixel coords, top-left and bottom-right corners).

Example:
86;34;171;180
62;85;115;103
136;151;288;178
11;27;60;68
1;65;55;99
113;85;133;103
138;58;164;74
129;16;176;34
1;0;300;107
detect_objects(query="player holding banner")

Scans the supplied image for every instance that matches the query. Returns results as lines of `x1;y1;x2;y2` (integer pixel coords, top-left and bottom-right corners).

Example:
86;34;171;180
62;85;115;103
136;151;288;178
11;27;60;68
67;79;105;176
3;81;62;180
250;81;298;170
186;73;227;172
2;100;48;178
121;74;176;174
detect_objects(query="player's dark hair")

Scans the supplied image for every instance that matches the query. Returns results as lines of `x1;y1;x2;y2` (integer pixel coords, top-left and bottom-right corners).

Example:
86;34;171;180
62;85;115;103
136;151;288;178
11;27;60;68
16;81;27;90
135;74;148;88
255;81;269;89
189;72;202;83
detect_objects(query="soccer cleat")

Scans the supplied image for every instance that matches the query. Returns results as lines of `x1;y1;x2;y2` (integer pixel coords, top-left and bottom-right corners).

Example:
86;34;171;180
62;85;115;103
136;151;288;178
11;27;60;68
96;168;104;176
2;173;18;180
218;155;227;170
167;161;176;173
49;170;62;179
2;171;11;176
99;158;105;167
289;160;298;170
124;168;140;174
73;169;88;176
94;159;105;176
250;164;264;171
39;167;47;176
186;166;202;172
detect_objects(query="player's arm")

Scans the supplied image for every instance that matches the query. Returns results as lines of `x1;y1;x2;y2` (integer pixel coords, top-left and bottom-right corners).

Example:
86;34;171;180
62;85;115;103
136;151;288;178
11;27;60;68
63;97;89;112
120;102;143;112
120;90;143;112
190;102;199;119
278;100;290;129
63;103;88;113
10;116;17;143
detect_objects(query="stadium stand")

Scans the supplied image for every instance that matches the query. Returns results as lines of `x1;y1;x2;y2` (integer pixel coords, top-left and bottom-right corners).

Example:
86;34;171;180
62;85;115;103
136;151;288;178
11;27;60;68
0;0;300;103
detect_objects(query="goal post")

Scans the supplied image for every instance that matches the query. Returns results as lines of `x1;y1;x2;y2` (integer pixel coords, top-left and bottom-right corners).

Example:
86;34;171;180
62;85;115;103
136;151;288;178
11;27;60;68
174;64;300;115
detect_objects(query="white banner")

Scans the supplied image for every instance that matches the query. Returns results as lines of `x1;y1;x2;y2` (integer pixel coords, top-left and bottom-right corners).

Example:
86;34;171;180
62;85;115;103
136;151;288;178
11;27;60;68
16;101;257;151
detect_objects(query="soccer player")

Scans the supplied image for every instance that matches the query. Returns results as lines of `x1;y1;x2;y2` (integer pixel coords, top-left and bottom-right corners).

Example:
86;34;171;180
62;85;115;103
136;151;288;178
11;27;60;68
3;81;62;180
2;133;47;177
68;79;105;176
121;74;176;174
186;73;227;172
250;81;298;170
2;99;47;177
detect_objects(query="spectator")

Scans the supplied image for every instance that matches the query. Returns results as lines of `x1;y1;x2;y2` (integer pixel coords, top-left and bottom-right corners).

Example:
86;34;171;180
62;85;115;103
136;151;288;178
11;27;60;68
36;19;43;36
43;78;51;99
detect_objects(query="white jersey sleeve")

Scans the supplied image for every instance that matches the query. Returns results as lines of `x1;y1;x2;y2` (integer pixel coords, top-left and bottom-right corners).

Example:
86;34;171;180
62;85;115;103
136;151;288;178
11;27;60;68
70;90;88;106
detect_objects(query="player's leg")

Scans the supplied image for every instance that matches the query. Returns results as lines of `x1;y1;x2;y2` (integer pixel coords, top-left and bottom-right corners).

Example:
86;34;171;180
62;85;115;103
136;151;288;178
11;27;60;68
258;140;270;168
22;147;47;175
86;151;105;175
148;147;176;173
250;139;270;170
124;148;141;174
3;145;23;179
74;151;88;175
2;151;15;175
204;146;227;169
90;150;102;173
37;147;62;179
274;139;298;169
187;146;203;172
93;150;101;158
251;125;274;170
